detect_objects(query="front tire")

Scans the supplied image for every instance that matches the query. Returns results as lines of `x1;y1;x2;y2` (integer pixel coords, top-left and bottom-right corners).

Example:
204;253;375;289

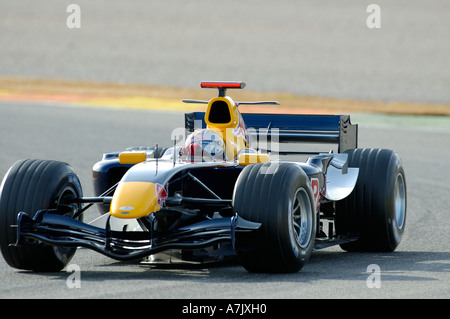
233;163;316;273
0;159;83;271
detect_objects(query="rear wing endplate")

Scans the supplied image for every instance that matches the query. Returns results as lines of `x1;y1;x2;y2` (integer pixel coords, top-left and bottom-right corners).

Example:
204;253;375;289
185;113;358;153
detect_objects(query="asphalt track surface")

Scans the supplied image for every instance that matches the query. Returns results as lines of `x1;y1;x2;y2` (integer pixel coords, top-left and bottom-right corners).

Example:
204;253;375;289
0;101;449;299
1;0;449;104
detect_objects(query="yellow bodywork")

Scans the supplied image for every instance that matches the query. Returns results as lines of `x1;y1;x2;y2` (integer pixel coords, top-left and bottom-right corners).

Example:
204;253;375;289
118;152;147;165
205;96;248;159
238;153;270;166
110;182;165;219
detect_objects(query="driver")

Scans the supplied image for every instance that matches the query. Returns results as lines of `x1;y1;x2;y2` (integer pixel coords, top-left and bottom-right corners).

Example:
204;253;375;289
180;129;227;162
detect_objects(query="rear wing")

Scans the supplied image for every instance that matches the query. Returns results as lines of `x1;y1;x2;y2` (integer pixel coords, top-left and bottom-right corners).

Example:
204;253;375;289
185;112;358;154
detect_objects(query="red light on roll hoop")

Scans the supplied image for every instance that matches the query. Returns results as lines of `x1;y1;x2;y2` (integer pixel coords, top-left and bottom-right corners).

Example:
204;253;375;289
201;81;246;89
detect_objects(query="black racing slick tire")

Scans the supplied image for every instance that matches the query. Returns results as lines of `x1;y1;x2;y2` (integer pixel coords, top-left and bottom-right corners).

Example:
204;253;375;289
335;149;407;252
232;163;316;273
0;159;83;271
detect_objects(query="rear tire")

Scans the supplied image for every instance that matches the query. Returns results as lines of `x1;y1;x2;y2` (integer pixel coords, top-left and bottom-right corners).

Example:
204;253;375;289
0;159;83;271
335;149;407;252
233;163;316;273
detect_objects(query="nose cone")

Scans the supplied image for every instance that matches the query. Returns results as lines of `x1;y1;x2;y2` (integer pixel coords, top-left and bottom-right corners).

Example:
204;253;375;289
110;182;166;219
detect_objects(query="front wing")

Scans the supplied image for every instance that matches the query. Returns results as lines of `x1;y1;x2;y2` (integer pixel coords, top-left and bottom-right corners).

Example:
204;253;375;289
15;210;261;261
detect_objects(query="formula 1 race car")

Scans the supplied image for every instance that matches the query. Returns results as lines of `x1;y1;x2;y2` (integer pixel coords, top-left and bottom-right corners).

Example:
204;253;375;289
0;81;407;273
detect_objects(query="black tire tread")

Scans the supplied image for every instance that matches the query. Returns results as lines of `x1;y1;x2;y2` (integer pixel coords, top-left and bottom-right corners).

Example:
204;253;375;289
0;159;82;271
233;163;315;273
336;148;406;252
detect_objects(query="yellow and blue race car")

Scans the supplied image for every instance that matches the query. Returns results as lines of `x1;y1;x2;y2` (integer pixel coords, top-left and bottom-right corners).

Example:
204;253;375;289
0;81;407;273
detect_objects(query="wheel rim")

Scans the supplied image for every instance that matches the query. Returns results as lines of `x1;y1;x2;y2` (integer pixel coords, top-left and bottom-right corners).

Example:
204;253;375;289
394;173;406;229
289;187;313;249
52;186;81;262
57;186;80;217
